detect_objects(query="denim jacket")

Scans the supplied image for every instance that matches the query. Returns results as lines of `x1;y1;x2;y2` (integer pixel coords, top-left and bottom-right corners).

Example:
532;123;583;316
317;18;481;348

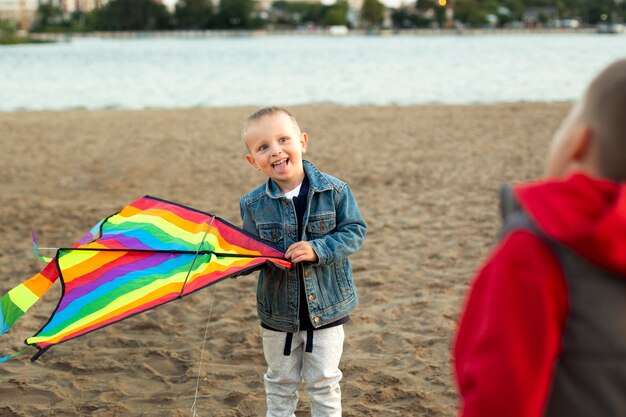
239;160;367;332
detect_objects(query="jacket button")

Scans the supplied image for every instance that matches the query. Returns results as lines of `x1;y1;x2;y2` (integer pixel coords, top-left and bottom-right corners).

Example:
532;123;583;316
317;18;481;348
288;232;292;237
304;270;312;277
308;295;315;301
314;317;321;323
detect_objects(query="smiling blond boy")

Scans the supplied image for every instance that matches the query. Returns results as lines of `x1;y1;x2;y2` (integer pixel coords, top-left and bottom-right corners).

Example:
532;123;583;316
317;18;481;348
239;107;367;417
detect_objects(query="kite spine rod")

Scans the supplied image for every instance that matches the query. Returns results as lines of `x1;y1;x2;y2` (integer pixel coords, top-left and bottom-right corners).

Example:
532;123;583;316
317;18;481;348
35;247;287;261
179;216;215;298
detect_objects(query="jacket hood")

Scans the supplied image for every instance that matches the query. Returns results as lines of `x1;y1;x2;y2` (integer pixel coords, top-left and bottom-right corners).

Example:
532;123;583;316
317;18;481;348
515;172;626;275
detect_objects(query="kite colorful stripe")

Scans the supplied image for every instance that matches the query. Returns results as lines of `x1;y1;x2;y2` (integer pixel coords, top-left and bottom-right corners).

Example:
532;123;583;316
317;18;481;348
0;262;58;335
0;196;290;361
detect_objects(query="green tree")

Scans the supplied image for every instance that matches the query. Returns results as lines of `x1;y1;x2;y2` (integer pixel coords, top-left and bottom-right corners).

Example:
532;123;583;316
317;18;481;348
361;0;385;27
391;6;433;28
82;9;103;31
433;0;446;27
392;6;413;27
0;19;18;43
415;0;436;12
215;0;254;28
272;1;324;26
69;10;88;31
499;0;524;23
95;0;172;31
174;0;213;28
322;0;349;26
0;18;51;43
454;0;488;27
32;3;66;32
394;0;625;29
586;0;621;23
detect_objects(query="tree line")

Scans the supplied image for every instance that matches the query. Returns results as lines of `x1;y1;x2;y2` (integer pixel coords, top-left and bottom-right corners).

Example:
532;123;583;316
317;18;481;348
24;0;626;33
28;0;357;32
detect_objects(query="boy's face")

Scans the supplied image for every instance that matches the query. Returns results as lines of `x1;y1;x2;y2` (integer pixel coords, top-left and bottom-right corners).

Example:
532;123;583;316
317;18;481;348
244;112;308;193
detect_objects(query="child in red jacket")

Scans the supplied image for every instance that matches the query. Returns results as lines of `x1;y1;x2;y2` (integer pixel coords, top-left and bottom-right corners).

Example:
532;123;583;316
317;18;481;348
454;59;626;417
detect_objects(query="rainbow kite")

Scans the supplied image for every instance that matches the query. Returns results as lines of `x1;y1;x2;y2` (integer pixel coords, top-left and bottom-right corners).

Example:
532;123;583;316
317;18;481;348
0;196;290;362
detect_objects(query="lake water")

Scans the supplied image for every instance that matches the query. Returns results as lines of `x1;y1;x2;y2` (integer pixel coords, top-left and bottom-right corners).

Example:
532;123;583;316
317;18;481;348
1;34;625;111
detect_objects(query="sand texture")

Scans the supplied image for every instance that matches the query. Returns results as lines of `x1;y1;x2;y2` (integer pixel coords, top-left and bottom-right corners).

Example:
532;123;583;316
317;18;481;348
0;103;569;416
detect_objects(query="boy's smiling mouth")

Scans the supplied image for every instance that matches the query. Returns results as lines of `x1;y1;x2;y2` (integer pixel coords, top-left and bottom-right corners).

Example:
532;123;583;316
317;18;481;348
272;158;289;174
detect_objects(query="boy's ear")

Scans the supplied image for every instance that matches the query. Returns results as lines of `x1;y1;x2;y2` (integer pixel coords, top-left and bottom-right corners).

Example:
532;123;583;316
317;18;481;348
246;154;260;170
568;124;602;176
571;125;593;161
301;132;309;153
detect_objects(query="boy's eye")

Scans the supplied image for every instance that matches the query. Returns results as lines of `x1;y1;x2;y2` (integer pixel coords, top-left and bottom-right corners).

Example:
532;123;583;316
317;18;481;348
279;137;289;143
259;145;268;151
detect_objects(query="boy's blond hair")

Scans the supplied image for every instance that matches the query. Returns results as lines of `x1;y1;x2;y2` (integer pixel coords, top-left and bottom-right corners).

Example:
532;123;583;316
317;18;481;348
242;106;301;144
581;59;626;181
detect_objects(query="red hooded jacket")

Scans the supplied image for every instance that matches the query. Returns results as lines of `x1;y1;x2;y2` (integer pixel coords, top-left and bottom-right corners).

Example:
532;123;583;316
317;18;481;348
454;173;626;417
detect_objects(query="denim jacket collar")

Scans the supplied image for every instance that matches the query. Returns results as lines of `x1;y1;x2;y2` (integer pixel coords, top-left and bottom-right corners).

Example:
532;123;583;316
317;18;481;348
265;160;333;199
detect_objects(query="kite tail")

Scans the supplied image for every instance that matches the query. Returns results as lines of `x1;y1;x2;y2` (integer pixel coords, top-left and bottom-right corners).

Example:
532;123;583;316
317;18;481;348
0;346;32;364
0;261;58;335
32;233;53;263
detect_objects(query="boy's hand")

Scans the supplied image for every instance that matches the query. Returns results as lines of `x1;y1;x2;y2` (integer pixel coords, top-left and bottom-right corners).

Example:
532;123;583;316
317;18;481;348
285;241;318;264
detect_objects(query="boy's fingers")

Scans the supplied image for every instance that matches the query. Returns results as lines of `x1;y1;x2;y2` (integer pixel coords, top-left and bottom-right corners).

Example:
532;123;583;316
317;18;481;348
286;248;303;263
285;242;315;263
287;249;301;261
286;242;303;255
285;246;296;259
291;254;306;264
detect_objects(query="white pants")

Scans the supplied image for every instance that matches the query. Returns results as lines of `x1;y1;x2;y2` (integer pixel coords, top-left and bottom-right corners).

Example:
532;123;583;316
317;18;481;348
261;325;345;417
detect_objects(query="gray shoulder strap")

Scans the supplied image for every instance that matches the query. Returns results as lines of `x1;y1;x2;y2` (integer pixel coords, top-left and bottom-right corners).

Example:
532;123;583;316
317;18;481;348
497;184;542;240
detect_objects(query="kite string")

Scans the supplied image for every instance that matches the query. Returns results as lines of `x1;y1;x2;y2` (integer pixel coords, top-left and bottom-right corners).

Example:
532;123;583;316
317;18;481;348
190;284;218;417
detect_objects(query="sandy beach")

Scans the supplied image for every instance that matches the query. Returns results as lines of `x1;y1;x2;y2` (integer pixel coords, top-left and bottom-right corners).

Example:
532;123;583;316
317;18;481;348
0;103;570;416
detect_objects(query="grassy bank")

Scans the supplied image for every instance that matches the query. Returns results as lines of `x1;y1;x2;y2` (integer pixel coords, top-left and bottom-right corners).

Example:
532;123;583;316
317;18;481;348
0;20;54;45
0;36;52;45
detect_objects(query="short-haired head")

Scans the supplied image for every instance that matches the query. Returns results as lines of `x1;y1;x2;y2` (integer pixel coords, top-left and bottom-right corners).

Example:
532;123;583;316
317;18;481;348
242;106;301;148
580;59;626;181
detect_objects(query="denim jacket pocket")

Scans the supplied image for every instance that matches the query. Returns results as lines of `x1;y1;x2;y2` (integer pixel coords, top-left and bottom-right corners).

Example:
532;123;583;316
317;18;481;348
307;213;336;237
336;257;355;295
257;223;284;245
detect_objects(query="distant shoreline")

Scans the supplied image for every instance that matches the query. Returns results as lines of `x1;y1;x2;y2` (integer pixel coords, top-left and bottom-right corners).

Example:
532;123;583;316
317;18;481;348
0;101;578;115
25;27;600;41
